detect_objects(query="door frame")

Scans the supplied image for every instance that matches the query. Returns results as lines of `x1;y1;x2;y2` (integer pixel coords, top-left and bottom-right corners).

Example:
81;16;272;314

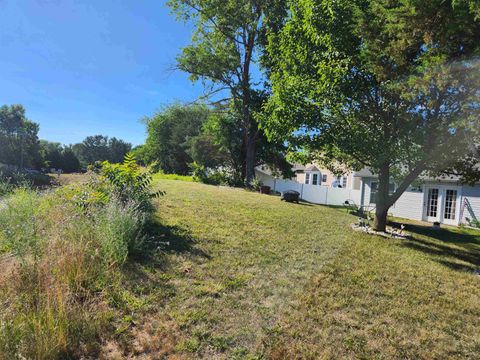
423;184;462;225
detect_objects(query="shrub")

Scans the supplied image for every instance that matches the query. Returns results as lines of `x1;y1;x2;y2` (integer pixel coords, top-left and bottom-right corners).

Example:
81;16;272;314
87;152;163;213
0;177;14;196
191;162;243;187
467;218;480;228
250;178;263;191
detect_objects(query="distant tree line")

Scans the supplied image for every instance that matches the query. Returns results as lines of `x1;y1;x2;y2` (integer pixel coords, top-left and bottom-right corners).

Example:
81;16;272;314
0;104;132;173
133;102;291;186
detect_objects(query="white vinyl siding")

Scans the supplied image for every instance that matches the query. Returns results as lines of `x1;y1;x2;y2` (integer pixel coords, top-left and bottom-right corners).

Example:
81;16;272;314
460;186;480;225
363;179;423;221
389;190;424;221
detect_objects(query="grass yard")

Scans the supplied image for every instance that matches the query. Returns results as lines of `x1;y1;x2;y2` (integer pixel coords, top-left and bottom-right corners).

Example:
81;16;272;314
109;180;480;359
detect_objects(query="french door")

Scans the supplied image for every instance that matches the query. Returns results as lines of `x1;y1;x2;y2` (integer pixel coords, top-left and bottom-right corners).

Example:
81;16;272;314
424;186;460;225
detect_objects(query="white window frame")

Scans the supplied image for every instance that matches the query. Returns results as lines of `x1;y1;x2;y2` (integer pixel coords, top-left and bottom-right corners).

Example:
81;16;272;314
305;171;321;185
305;173;311;184
322;174;327;183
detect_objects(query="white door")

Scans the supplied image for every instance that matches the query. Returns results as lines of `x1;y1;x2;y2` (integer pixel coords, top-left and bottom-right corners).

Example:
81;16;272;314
442;188;459;225
425;187;440;222
424;186;460;225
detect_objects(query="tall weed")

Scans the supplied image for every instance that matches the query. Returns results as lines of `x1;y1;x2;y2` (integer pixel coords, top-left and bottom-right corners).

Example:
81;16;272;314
0;172;158;358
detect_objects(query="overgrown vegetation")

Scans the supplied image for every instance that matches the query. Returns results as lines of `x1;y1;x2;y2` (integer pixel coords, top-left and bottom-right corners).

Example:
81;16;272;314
0;154;162;359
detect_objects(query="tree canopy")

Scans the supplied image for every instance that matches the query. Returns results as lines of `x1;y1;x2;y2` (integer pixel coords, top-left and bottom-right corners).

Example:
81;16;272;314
264;0;480;230
0;104;40;168
39;141;81;173
142;103;211;175
72;135;132;168
167;0;289;183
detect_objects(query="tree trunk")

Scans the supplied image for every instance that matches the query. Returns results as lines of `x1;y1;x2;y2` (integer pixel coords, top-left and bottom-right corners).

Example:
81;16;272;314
245;131;256;185
373;164;390;232
373;205;389;232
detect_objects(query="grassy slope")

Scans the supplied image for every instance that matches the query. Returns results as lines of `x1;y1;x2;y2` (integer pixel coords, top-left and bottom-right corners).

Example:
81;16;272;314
119;180;480;359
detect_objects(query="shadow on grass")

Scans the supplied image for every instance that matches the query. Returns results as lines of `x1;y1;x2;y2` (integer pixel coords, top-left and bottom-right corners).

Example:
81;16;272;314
118;219;212;311
140;218;211;263
391;221;480;272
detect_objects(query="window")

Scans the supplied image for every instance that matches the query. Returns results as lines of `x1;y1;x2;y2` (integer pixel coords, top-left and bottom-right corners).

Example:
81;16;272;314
370;181;395;204
312;173;319;185
305;173;310;184
322;174;327;183
342;176;348;188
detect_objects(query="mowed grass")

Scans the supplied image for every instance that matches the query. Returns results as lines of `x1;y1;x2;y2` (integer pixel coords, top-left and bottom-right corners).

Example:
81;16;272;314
110;179;480;359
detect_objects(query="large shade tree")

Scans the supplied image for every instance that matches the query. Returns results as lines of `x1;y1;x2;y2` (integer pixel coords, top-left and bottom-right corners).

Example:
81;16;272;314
142;103;210;174
167;0;288;184
265;0;480;231
0;104;40;168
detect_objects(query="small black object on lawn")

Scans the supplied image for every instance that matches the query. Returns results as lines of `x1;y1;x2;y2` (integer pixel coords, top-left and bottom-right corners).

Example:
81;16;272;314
281;190;300;203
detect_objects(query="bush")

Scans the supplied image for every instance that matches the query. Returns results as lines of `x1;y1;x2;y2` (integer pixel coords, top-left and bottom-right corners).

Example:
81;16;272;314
467;218;480;228
191;162;243;187
250;178;263;191
85;152;163;213
0;169;53;196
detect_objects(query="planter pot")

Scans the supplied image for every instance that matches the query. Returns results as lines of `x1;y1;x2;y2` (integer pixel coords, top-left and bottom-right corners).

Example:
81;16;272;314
260;185;271;194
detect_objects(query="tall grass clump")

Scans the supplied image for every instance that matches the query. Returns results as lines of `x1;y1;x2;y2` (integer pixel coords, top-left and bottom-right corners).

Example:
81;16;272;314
0;154;162;359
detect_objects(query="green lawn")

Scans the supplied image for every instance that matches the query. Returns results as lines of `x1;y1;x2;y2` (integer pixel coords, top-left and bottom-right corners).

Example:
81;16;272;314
113;180;480;359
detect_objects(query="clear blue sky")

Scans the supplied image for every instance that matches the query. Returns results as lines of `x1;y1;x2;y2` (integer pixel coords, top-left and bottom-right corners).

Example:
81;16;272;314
0;0;205;146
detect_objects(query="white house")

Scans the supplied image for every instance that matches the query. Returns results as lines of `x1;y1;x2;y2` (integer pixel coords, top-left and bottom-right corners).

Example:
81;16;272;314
356;169;480;226
255;165;480;227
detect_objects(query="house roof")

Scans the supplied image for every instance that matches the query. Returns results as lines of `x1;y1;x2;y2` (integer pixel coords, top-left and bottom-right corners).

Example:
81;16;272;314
292;164;306;172
305;165;320;172
353;166;473;183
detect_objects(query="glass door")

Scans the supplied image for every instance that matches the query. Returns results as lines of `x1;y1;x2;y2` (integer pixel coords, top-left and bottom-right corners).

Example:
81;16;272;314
442;189;458;225
426;188;440;222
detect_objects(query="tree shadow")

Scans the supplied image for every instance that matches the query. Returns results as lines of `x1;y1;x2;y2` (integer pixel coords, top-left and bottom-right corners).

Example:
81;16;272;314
390;221;480;273
117;219;212;311
135;219;211;266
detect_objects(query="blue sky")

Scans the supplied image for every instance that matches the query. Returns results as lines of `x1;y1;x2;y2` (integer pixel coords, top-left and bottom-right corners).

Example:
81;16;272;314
0;0;205;146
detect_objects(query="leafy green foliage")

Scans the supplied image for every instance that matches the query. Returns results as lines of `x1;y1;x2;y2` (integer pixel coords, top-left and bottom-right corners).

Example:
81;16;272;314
191;161;243;186
265;0;480;230
0;104;41;168
142;103;210;175
250;177;262;191
167;0;289;183
91;152;164;212
39;140;81;172
72;134;132;168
